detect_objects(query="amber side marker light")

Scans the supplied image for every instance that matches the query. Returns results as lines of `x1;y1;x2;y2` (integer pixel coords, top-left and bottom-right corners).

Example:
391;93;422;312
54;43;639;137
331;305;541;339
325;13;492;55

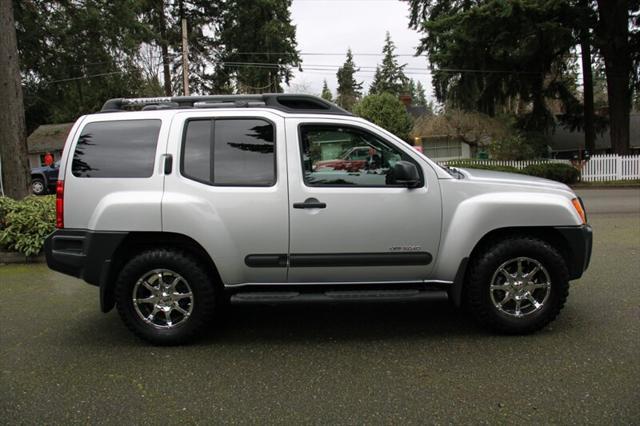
572;198;586;224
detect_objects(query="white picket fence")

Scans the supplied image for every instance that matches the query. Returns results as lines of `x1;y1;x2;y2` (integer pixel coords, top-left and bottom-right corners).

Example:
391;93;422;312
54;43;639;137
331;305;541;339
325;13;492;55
581;154;640;182
441;154;640;182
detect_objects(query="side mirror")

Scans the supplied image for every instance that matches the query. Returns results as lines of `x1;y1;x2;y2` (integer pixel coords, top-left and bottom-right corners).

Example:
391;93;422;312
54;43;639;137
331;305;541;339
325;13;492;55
389;161;420;188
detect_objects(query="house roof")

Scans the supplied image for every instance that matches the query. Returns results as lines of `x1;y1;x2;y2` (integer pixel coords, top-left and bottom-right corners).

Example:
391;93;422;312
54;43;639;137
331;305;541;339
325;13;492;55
27;123;74;154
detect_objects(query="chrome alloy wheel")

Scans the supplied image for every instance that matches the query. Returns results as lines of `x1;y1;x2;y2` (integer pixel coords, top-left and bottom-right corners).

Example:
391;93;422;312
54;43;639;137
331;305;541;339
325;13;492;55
489;257;551;318
132;269;194;329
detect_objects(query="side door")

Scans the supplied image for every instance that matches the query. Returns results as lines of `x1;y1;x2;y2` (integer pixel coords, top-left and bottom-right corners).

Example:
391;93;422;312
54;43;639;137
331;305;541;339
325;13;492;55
162;110;289;286
286;118;442;284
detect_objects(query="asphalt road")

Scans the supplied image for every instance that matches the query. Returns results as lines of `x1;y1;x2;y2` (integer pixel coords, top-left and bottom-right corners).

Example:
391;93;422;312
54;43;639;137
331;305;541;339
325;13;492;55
1;189;639;424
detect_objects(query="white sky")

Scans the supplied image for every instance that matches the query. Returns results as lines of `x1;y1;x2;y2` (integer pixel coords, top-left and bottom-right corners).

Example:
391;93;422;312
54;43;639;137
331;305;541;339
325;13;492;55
285;0;433;101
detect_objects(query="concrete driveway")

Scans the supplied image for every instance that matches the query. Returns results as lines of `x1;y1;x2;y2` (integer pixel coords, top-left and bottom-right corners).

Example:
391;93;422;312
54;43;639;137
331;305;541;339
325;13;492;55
1;189;639;424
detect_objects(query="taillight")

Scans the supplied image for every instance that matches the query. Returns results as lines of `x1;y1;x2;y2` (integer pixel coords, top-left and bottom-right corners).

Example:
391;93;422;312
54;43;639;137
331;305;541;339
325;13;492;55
56;180;64;228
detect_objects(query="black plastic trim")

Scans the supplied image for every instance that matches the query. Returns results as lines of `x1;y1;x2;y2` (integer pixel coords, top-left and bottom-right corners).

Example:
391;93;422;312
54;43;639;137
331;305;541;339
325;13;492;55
450;257;469;308
244;254;288;268
244;252;433;268
554;224;593;280
289;252;432;267
44;229;128;286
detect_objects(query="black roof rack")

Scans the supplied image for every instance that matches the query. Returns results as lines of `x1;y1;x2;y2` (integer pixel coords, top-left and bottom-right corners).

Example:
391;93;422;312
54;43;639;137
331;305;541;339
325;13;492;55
100;94;351;116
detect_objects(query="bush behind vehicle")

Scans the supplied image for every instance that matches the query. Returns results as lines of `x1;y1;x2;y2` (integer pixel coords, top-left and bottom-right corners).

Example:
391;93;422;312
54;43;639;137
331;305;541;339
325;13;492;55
0;196;55;256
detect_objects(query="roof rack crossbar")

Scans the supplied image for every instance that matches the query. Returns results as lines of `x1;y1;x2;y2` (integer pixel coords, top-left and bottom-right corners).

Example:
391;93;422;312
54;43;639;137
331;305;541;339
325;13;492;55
100;94;351;116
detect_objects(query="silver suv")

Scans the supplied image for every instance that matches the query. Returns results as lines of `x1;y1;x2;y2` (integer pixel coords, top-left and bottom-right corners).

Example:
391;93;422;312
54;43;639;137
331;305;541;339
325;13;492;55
44;94;592;345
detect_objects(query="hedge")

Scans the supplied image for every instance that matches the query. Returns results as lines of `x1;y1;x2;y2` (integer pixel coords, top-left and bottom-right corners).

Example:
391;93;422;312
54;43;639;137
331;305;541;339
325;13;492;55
521;163;581;185
0;196;56;256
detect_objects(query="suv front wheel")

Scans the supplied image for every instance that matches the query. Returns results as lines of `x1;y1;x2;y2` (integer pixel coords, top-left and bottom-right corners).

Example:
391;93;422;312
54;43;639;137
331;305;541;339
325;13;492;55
464;236;569;334
115;249;217;345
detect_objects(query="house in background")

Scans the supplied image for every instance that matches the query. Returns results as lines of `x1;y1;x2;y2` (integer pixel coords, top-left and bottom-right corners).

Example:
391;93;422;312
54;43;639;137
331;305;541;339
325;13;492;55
550;113;640;158
410;111;639;161
26;123;74;168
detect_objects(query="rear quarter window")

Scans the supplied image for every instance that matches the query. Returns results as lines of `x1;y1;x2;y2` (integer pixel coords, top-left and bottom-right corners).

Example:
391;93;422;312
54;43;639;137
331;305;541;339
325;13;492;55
72;119;161;178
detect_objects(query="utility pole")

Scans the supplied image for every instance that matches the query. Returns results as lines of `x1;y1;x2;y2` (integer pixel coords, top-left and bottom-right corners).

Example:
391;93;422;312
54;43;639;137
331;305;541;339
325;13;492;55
180;0;190;96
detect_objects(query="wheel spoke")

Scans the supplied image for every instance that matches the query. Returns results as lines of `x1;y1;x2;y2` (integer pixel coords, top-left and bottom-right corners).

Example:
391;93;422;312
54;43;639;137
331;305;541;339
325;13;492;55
491;283;510;291
164;309;173;327
517;258;524;276
498;291;511;307
526;294;541;310
174;305;190;317
172;292;192;301
529;282;550;290
135;296;157;305
514;299;522;316
500;269;513;282
147;306;159;322
168;276;181;291
525;266;540;279
142;281;156;293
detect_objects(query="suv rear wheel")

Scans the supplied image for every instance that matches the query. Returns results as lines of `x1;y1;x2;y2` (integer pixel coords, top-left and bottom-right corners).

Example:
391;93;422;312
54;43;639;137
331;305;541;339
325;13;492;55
115;249;217;345
464;236;569;334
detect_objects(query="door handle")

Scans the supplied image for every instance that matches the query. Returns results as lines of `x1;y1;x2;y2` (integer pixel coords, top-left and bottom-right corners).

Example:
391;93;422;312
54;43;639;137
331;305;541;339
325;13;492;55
293;198;327;209
163;154;173;175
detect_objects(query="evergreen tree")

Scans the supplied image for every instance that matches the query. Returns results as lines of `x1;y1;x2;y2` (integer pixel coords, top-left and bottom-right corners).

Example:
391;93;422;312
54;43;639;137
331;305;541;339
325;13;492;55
416;80;427;106
406;0;639;151
14;0;151;130
368;32;408;96
336;49;363;110
321;79;333;102
216;0;301;93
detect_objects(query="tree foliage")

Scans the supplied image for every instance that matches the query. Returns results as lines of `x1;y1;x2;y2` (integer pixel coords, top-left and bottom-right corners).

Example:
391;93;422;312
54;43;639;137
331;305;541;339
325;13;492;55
214;0;300;94
369;32;409;96
14;0;302;131
321;79;333;101
14;0;156;131
336;49;363;111
353;93;413;141
405;0;640;153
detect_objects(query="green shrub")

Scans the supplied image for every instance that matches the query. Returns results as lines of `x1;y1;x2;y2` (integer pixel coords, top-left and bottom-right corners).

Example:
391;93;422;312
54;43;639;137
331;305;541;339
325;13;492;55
0;196;56;256
521;163;581;184
445;161;522;174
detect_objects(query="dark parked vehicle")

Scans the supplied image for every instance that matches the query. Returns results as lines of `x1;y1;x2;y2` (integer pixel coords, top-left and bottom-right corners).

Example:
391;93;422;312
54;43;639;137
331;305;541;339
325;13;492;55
31;161;60;195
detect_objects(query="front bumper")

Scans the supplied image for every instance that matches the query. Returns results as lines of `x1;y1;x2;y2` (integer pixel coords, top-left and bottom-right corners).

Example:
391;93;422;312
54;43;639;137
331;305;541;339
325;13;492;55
555;224;593;280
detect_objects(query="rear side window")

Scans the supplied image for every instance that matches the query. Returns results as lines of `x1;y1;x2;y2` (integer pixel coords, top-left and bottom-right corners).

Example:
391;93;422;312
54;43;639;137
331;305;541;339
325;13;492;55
182;118;275;186
72;119;161;178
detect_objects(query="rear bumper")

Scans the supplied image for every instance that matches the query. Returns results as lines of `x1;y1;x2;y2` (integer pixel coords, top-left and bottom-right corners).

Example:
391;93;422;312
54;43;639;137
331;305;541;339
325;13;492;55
44;229;127;286
555;224;593;280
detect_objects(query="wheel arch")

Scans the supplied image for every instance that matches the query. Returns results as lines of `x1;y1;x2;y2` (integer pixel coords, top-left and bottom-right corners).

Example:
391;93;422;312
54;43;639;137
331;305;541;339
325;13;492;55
100;232;223;313
449;226;573;307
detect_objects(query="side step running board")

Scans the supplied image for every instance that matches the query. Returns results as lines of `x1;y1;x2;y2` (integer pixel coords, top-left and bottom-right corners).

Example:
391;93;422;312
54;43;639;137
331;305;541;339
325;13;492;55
230;289;448;304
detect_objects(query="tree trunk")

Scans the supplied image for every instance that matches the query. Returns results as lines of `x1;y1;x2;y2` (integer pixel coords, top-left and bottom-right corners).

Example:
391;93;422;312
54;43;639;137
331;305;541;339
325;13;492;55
157;0;172;97
0;0;30;199
580;37;595;154
596;0;631;154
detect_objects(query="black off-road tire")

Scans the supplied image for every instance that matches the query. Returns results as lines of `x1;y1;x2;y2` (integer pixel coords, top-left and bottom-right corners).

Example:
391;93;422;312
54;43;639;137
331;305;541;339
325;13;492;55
464;236;569;334
31;178;47;195
115;249;217;345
